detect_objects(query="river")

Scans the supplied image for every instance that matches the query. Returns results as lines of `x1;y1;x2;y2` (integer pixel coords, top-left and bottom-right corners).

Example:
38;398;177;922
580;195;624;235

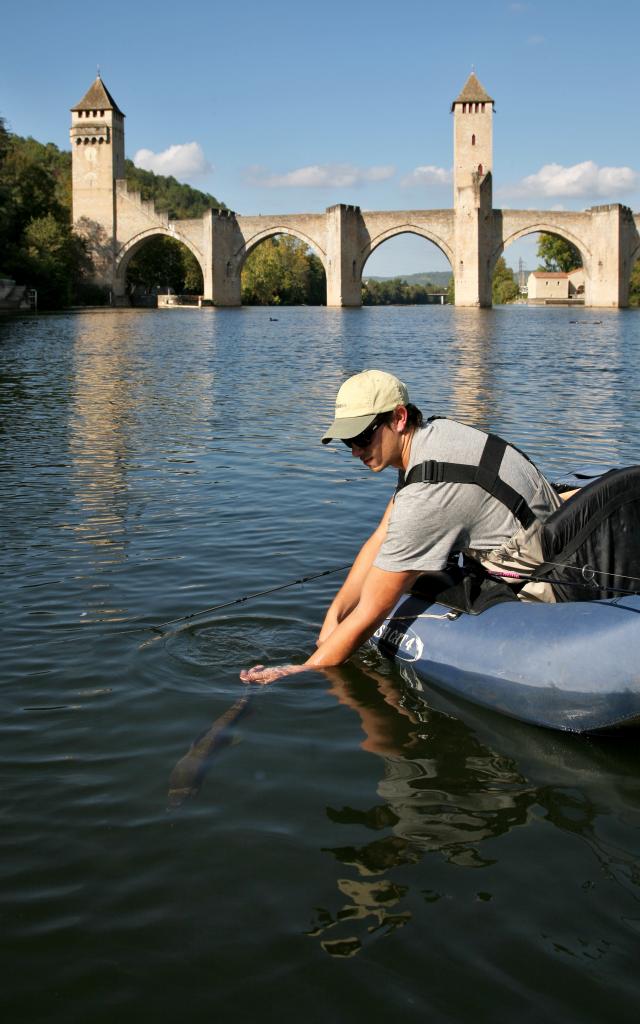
2;305;640;1022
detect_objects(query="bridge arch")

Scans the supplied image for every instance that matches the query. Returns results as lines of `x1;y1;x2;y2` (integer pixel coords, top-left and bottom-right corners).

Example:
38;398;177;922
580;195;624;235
360;224;454;277
114;227;206;288
493;221;592;276
235;227;327;273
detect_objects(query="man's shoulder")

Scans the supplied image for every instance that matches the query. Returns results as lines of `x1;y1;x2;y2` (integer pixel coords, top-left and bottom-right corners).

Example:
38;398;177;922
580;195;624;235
408;417;485;467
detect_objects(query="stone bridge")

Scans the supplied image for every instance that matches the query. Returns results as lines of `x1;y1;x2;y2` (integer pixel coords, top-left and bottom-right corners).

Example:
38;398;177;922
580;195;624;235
71;74;640;308
111;196;640;308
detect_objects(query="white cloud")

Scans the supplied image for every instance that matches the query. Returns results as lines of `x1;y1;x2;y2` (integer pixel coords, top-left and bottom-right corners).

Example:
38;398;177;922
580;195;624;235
246;163;395;188
511;161;639;199
133;142;212;178
527;34;546;45
401;165;452;187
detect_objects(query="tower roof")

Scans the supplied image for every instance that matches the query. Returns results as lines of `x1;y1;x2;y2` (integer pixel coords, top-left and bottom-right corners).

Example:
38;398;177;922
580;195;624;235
71;76;124;116
451;73;494;111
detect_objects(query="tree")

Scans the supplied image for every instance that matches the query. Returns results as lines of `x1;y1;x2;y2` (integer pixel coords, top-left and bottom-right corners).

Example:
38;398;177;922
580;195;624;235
492;258;519;304
241;235;325;305
126;237;203;297
19;213;87;307
537;233;582;273
361;277;443;305
629;259;640;307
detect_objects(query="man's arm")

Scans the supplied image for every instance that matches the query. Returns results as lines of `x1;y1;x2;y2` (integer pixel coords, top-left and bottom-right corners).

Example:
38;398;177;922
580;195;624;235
309;565;419;666
317;497;395;646
240;564;419;684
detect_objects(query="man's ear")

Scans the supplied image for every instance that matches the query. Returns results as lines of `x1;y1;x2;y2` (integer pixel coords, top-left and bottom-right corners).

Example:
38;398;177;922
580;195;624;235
394;405;409;432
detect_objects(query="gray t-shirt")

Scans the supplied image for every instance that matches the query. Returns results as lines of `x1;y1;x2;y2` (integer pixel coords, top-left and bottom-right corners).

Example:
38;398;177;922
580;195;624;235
374;419;561;573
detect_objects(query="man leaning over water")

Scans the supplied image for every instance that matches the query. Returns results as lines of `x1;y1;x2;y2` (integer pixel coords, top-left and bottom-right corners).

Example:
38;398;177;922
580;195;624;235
240;369;561;685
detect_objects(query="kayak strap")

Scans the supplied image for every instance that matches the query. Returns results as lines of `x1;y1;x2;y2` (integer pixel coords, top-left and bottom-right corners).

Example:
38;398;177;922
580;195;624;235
398;431;537;530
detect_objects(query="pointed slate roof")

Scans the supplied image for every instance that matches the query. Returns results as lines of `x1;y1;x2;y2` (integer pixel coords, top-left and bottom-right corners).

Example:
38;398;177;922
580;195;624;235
451;73;494;110
71;77;124;116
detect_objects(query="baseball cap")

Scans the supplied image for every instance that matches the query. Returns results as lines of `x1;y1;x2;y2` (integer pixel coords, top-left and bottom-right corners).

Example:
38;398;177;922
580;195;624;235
321;370;409;444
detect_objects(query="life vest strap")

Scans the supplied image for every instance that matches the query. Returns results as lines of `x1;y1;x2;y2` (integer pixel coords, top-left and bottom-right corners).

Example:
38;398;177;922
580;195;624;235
399;430;537;529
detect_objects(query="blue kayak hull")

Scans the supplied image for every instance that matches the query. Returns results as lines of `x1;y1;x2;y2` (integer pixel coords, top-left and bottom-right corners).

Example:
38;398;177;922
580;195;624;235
373;593;640;733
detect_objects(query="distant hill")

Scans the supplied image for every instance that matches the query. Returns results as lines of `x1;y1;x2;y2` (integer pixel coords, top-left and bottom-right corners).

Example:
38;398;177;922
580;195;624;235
364;271;452;287
364;268;533;286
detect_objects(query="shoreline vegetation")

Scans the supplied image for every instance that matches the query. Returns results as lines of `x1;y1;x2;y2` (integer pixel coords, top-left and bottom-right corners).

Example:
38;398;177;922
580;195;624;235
1;120;639;310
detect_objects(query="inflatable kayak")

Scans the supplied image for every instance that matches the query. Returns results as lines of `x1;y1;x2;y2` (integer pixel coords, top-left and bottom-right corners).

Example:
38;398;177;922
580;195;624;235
372;466;640;734
373;591;640;733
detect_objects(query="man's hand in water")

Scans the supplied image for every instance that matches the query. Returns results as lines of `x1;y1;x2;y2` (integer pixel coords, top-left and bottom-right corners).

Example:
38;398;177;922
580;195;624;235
240;664;307;685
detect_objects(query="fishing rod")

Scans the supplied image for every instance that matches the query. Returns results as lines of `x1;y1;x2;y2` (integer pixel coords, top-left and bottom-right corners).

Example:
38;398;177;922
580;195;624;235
145;563;352;634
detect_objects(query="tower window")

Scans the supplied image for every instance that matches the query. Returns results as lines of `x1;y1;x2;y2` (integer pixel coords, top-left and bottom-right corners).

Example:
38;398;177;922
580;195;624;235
478;164;483;174
471;134;476;146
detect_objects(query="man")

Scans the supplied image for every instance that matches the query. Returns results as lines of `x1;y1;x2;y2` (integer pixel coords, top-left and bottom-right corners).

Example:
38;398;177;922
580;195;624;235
240;369;561;684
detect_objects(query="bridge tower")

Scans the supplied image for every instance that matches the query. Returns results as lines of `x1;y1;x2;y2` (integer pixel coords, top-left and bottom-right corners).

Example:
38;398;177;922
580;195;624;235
452;73;494;306
70;76;125;290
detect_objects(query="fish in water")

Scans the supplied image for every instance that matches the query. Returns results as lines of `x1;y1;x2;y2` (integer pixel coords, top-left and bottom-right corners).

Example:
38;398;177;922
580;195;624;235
167;693;251;809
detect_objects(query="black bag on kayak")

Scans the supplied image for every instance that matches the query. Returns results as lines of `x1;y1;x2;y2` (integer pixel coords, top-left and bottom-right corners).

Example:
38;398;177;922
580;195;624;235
410;563;520;615
531;466;640;601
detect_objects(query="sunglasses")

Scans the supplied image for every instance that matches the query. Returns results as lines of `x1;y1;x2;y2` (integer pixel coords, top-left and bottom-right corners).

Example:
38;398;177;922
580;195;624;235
342;417;385;450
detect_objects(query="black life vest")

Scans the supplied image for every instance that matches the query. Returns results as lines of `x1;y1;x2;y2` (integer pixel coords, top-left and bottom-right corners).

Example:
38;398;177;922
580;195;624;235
396;418;538;530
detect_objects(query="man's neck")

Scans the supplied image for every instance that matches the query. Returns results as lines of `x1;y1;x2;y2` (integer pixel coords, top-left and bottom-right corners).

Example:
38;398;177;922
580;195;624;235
395;427;416;471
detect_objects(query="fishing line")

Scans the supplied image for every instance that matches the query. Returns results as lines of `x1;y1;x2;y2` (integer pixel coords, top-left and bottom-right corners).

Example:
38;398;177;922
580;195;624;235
538;560;640;586
490;560;640;596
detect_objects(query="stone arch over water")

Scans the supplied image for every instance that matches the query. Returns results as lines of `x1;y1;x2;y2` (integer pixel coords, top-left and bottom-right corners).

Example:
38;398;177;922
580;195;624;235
360;225;454;282
235;226;328;274
494;221;591;278
115;228;207;297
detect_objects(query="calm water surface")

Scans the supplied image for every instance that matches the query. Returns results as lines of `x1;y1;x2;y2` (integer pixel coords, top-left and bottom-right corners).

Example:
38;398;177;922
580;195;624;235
2;306;640;1022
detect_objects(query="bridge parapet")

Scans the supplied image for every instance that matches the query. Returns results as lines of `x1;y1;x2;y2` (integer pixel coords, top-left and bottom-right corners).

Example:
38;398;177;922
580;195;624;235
115;179;171;226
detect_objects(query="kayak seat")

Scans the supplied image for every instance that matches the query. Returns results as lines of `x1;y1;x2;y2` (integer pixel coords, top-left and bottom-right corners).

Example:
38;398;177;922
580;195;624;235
532;465;640;601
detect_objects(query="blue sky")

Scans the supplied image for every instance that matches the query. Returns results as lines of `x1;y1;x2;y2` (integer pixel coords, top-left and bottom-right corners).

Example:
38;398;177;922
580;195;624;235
2;0;639;276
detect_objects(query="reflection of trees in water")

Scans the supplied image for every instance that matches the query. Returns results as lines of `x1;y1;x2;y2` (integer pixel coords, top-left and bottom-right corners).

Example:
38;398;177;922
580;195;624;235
309;664;640;958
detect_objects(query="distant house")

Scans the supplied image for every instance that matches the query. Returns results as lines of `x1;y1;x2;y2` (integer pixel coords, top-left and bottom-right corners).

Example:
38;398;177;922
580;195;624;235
527;268;585;304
